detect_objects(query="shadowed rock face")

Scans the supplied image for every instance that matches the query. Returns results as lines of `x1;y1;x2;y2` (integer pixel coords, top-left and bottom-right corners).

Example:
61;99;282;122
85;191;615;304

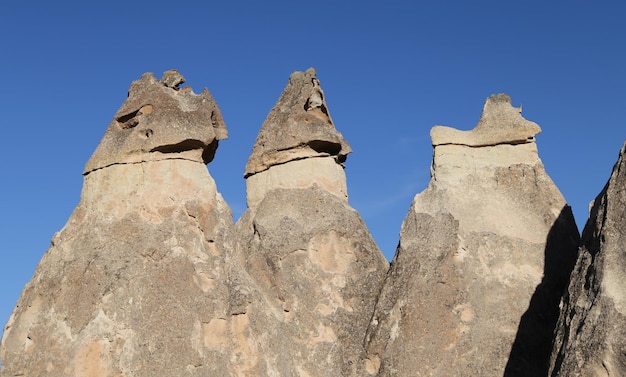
236;69;389;376
0;71;269;376
549;142;626;377
365;94;580;377
84;70;227;173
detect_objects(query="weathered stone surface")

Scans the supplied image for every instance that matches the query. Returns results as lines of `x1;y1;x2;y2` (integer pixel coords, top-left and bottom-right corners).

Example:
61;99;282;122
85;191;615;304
431;94;540;147
0;72;268;376
245;156;348;207
5;69;617;376
549;142;626;377
237;189;389;376
236;69;388;376
243;68;351;178
84;70;227;173
365;94;580;376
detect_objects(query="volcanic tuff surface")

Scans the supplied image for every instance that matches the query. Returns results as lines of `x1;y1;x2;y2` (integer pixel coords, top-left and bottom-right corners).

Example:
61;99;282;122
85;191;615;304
0;71;263;376
2;69;624;377
236;68;389;376
549;142;626;377
364;94;580;377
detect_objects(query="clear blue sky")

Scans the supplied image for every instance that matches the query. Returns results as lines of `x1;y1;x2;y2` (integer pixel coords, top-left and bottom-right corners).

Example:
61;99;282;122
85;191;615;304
1;1;625;337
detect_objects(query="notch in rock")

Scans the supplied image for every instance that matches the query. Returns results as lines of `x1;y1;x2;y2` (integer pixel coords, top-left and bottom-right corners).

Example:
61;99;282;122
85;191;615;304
116;105;153;129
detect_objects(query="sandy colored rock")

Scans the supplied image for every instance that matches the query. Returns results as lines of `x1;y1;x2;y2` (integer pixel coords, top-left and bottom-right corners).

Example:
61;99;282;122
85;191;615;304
365;94;580;376
237;188;389;376
245;156;347;207
431;94;540;146
236;69;388;376
0;72;269;376
549;141;626;377
84;70;227;173
244;68;351;177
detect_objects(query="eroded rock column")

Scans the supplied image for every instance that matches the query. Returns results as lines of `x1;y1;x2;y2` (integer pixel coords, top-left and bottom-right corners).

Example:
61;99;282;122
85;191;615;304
236;68;389;376
0;71;265;376
365;94;580;376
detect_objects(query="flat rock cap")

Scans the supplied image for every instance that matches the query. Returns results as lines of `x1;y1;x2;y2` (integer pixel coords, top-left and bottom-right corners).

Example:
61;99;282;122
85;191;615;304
430;94;541;147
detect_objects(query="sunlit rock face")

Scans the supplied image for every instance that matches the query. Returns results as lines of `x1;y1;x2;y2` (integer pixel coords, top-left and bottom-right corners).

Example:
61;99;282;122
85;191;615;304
236;68;389;376
85;69;227;173
0;71;269;377
365;94;580;377
549;142;626;377
244;68;351;207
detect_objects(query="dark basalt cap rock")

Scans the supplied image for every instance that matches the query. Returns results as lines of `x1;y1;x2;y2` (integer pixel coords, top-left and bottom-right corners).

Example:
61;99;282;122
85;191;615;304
84;70;227;174
244;68;352;178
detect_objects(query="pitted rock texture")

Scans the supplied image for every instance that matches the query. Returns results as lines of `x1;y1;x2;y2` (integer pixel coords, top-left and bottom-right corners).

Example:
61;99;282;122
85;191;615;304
84;70;227;173
549;141;626;377
236;188;389;377
236;69;388;376
244;68;351;178
0;72;269;376
365;95;580;377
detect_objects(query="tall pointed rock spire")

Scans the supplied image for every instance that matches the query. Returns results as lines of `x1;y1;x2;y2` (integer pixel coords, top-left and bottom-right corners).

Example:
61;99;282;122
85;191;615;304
236;68;388;376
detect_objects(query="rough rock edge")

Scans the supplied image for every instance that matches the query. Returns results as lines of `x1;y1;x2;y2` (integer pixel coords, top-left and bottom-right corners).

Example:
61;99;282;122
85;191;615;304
549;141;626;377
244;68;352;178
430;94;541;147
84;70;227;174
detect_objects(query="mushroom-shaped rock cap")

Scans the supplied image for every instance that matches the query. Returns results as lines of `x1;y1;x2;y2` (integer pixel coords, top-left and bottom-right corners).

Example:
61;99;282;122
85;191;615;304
84;70;227;174
430;94;541;147
244;68;352;178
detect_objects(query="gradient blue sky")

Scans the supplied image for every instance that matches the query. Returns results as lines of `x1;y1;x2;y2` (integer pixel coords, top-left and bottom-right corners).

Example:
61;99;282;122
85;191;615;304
1;1;625;337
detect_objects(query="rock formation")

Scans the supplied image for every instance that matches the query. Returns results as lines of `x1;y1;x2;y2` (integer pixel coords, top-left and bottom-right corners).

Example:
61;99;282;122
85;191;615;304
0;71;266;376
364;94;580;376
244;68;351;208
4;68;624;377
236;68;389;376
549;142;626;377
